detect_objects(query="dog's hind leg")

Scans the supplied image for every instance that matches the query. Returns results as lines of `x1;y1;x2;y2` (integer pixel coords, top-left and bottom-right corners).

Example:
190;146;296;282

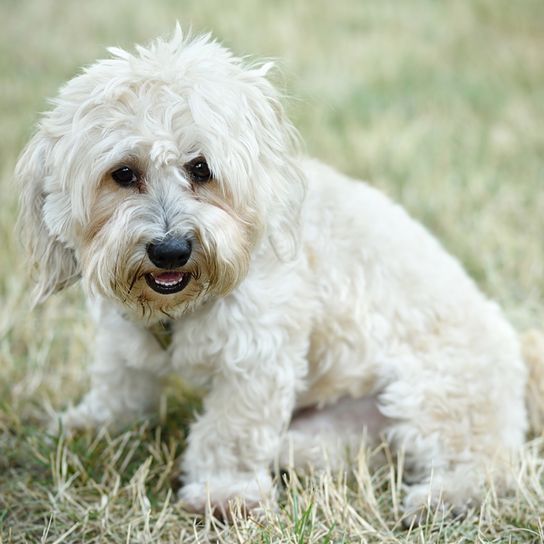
377;355;527;526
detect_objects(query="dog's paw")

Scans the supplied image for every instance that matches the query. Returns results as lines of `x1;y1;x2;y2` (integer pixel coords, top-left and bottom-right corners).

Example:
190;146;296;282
47;403;108;436
47;410;81;437
177;471;274;520
401;482;473;528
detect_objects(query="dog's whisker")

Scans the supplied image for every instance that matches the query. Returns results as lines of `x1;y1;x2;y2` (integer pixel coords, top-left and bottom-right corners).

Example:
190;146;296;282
160;308;174;321
128;256;146;295
113;253;120;294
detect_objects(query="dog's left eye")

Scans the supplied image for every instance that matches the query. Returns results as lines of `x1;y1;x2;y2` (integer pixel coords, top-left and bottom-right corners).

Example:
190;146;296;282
111;166;138;187
186;157;212;183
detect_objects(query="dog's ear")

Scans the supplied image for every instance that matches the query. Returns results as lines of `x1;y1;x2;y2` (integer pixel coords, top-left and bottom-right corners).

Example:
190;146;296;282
247;64;307;261
15;130;79;305
266;133;306;263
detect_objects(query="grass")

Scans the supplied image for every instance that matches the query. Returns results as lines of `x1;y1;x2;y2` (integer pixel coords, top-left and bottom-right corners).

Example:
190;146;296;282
1;0;544;541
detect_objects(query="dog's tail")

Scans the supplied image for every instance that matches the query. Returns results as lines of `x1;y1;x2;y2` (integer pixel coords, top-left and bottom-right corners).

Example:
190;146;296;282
521;329;544;435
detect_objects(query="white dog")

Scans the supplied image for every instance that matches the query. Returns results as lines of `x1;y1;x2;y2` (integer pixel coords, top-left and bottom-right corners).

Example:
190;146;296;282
16;28;529;522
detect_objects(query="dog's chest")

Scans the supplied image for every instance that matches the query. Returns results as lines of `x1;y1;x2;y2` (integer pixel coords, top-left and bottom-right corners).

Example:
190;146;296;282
167;305;224;388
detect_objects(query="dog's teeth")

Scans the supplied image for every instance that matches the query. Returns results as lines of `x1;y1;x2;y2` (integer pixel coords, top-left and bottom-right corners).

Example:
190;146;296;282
153;273;184;286
156;279;182;286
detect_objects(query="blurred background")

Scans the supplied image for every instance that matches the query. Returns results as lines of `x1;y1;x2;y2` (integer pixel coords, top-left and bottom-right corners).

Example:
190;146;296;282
1;1;544;540
1;0;544;410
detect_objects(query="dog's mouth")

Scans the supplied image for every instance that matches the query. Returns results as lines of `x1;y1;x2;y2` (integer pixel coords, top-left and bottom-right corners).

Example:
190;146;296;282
144;271;191;295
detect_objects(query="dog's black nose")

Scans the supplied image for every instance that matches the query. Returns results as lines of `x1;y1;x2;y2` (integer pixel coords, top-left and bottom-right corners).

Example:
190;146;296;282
147;237;192;269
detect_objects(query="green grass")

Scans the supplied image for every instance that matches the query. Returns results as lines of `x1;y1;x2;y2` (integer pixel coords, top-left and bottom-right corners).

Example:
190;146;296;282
1;0;544;542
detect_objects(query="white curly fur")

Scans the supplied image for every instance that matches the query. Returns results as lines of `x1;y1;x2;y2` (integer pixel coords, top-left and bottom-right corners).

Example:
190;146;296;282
16;27;528;521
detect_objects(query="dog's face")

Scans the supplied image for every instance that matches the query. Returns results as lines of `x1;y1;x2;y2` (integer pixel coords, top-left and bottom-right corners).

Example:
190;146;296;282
16;29;304;321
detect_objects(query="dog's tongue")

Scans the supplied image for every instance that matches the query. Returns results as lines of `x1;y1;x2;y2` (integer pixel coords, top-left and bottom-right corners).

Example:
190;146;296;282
153;272;184;286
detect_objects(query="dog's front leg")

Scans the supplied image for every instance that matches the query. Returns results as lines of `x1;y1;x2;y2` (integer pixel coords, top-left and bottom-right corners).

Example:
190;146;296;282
178;347;304;517
51;303;170;434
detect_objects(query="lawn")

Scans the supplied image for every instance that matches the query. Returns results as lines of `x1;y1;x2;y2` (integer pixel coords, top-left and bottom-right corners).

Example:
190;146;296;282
1;0;544;542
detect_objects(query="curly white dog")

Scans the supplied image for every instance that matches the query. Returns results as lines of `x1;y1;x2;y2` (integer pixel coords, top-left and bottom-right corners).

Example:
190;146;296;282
16;28;528;522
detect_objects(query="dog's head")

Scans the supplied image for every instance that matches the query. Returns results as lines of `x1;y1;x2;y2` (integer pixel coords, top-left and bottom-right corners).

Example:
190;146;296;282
16;27;305;321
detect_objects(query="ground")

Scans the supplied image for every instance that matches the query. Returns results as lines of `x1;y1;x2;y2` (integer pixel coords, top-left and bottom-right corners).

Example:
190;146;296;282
1;0;544;542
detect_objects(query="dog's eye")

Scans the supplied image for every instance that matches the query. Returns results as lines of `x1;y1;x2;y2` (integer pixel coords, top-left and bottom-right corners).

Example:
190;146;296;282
111;166;138;187
186;157;212;183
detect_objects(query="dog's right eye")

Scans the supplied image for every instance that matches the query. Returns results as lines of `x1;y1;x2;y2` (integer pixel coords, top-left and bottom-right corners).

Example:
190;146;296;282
111;166;138;187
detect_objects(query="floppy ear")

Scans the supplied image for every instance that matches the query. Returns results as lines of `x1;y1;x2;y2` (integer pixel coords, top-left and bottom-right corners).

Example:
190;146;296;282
265;110;306;263
15;130;79;305
247;64;307;261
